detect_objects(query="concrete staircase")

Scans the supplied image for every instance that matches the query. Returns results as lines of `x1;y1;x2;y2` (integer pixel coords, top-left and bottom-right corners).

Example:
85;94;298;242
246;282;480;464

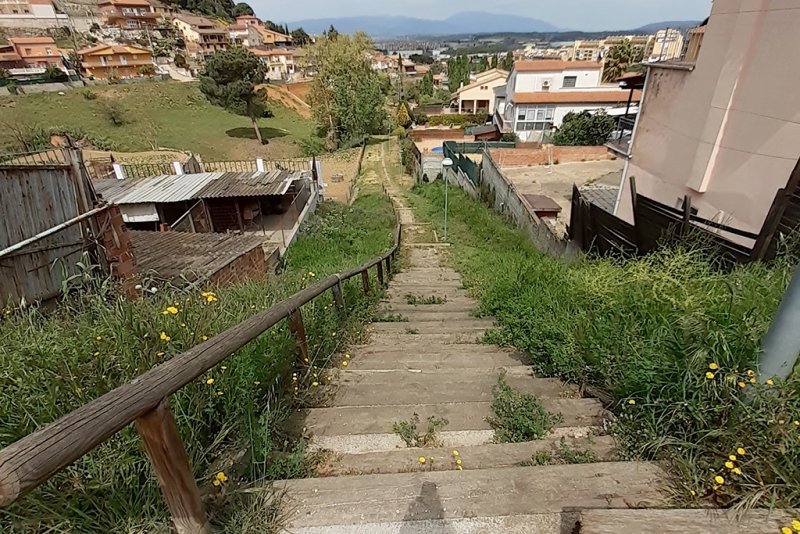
279;240;669;533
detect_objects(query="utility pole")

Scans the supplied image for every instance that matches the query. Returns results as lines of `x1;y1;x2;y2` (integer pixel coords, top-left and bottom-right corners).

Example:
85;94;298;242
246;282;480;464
758;267;800;382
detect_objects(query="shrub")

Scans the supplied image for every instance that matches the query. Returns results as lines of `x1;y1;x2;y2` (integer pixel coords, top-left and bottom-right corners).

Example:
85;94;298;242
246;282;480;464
500;132;519;143
97;98;130;126
488;375;562;442
412;108;428;125
82;88;98;100
426;113;488;128
552;110;615;146
139;64;156;76
174;53;187;69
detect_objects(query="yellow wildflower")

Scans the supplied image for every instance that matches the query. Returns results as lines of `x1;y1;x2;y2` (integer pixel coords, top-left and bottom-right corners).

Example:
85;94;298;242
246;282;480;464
216;472;228;483
341;361;348;367
456;459;462;465
345;354;350;359
217;391;223;396
795;421;799;426
309;271;315;277
76;388;82;393
213;479;220;487
304;358;309;363
292;376;297;381
254;381;260;385
93;351;99;356
206;378;214;385
732;468;742;475
331;332;336;337
628;399;635;405
160;331;168;340
725;461;734;469
206;294;217;303
714;476;724;485
312;382;319;387
709;363;718;370
750;378;756;384
181;323;185;327
738;382;746;388
157;352;164;357
729;455;737;461
706;372;715;379
453;450;459;456
419;457;425;464
201;335;208;341
164;306;178;315
766;379;774;386
96;336;102;341
327;376;332;381
792;520;800;530
221;366;227;370
747;370;754;376
781;528;791;534
251;305;255;309
690;490;696;496
737;447;745;455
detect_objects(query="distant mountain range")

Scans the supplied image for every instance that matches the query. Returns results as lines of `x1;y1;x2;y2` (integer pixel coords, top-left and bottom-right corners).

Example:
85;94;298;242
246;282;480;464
285;13;702;38
287;12;561;37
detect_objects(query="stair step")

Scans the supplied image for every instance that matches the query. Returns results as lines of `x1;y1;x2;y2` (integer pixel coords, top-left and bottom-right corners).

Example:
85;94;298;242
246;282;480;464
368;321;493;334
279;462;667;530
322;435;616;476
329;374;576;407
352;336;497;351
375;310;482;322
347;349;528;370
301;398;604;437
577;509;797;534
385;287;469;300
380;302;478;314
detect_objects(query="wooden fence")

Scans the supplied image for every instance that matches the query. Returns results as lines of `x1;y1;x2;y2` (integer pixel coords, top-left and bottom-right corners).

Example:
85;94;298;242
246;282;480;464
569;163;800;264
0;217;401;533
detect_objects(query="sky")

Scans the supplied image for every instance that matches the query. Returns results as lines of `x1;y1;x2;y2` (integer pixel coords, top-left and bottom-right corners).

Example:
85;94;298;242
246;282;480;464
253;0;713;31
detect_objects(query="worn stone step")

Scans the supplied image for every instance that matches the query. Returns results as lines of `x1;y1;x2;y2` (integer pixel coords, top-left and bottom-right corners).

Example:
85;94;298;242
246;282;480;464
385;287;469;300
281;515;578;534
368;320;494;334
391;272;462;282
347;349;528;370
279;462;667;530
380;302;478;314
323;434;616;476
577;509;798;534
301;398;604;437
328;374;576;407
356;333;490;348
375;309;482;321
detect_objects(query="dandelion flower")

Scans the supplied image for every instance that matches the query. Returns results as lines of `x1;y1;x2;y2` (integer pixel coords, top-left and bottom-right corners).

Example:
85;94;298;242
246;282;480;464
165;306;178;315
201;335;208;341
715;476;724;485
453;450;459;456
419;457;425;464
93;351;100;356
217;391;223;396
181;323;185;327
160;332;168;340
705;372;714;379
312;382;319;387
709;363;718;370
781;528;792;534
738;382;746;388
766;379;774;386
206;378;214;385
456;459;461;465
341;361;348;367
221;366;226;370
216;472;228;483
327;376;332;381
737;447;745;455
251;305;255;309
313;373;317;378
690;490;696;496
304;358;309;363
792;520;800;530
628;399;635;405
96;336;102;341
747;370;754;376
750;378;756;384
725;461;734;469
157;352;164;357
795;421;799;426
254;381;260;385
292;376;297;381
729;455;736;461
213;479;220;487
345;354;350;359
331;332;336;337
732;468;742;475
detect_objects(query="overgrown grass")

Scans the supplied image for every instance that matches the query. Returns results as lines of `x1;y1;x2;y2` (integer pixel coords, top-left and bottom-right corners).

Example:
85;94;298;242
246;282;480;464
392;413;450;448
488;375;562;443
408;181;800;508
0;81;316;159
0;191;395;532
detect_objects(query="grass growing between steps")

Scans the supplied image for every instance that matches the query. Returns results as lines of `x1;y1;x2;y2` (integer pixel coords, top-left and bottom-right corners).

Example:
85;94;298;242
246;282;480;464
488;375;563;443
392;413;450;448
0;192;395;533
407;181;800;509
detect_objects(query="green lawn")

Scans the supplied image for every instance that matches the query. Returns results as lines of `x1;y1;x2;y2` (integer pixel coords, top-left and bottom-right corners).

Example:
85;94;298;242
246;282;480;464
0;80;316;160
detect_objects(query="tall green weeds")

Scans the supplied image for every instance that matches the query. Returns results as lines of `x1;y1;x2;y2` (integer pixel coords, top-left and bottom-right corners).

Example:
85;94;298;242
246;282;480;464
409;181;800;508
0;192;395;532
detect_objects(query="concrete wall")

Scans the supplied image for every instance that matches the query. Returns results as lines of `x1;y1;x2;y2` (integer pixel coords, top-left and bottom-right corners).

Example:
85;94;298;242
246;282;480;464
618;1;800;239
444;166;479;199
410;129;468;141
0;13;68;29
514;68;601;92
209;245;271;286
491;146;611;167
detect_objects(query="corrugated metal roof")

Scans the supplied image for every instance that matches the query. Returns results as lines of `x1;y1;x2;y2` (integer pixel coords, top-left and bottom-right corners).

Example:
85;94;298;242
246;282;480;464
96;170;304;205
195;170;297;198
129;230;271;282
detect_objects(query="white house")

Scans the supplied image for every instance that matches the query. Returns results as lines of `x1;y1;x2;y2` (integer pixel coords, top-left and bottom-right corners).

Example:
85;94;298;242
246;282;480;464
494;60;641;143
0;0;68;29
451;68;509;114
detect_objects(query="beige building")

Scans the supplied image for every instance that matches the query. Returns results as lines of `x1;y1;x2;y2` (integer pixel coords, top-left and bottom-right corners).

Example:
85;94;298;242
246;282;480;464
569;39;601;61
648;28;684;62
252;48;295;81
173;14;229;59
451;68;509;114
616;3;800;242
0;0;68;29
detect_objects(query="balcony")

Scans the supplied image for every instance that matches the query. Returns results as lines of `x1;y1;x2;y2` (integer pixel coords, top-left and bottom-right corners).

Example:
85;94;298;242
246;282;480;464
606;115;637;157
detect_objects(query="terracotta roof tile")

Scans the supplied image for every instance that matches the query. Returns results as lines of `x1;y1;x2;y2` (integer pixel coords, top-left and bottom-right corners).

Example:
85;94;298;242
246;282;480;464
515;60;601;72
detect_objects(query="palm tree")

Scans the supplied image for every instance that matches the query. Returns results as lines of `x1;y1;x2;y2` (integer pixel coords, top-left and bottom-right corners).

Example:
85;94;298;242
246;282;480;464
602;39;635;83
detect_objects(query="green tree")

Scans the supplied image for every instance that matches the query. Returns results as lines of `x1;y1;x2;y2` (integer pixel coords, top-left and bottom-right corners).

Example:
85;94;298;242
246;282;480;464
231;2;253;16
306;31;386;150
602;38;639;83
42;64;68;82
420;70;434;97
490;53;498;69
396;101;411;128
139;64;156;76
291;27;311;46
477;56;489;73
447;54;470;91
552;110;615;146
324;25;339;39
199;47;268;144
174;53;187;69
501;51;514;71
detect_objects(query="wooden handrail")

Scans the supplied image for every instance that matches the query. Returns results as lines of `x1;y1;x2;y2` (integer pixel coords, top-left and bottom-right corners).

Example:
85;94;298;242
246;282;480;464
0;221;401;510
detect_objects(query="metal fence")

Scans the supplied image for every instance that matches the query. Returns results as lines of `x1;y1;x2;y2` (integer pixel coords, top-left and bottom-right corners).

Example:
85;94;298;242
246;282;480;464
202;160;258;173
120;162;175;179
0;149;65;166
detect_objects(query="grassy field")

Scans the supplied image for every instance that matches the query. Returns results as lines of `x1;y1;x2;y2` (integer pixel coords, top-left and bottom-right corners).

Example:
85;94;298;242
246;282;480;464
0;81;316;160
0;180;395;532
408;181;799;510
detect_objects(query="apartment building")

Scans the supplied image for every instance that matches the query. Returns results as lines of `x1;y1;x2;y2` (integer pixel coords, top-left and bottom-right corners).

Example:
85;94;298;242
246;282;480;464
227;15;263;47
252;48;295;80
615;3;800;243
648;28;684;62
451;68;509;114
173;14;229;59
99;0;160;30
78;43;154;78
7;36;64;68
494;60;639;143
0;0;68;29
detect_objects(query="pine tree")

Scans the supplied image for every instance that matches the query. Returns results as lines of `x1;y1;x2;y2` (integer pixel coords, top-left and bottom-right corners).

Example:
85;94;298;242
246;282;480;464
501;51;514;71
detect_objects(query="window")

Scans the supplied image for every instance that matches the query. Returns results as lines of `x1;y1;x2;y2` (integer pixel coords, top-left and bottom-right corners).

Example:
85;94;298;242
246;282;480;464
126;19;137;28
25;48;32;55
46;48;53;55
515;105;556;131
562;76;577;88
132;54;138;59
100;56;108;66
120;55;128;65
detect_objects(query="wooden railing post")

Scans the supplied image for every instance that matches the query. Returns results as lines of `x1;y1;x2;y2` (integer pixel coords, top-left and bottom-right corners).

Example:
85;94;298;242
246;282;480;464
385;256;392;277
377;260;384;286
361;270;370;294
331;278;346;320
135;399;211;534
288;308;309;363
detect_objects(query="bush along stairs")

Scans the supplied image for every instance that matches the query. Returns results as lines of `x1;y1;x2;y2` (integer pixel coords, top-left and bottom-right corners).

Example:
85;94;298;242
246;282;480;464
274;194;675;534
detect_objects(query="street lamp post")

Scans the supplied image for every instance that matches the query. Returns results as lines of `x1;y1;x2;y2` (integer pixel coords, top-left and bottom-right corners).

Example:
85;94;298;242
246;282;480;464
441;157;453;241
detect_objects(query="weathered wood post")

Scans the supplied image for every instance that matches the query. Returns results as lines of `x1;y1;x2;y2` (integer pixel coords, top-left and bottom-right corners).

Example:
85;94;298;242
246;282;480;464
385;256;392;277
331;277;346;320
288;308;309;363
682;195;692;235
135;399;211;534
361;270;370;294
377;260;384;286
